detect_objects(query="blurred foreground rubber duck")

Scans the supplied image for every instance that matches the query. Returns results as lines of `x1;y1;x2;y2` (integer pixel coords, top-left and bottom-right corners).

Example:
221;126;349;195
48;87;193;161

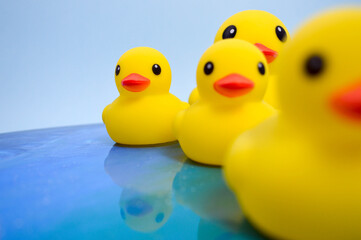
189;10;289;108
103;47;189;145
176;39;274;166
224;8;361;240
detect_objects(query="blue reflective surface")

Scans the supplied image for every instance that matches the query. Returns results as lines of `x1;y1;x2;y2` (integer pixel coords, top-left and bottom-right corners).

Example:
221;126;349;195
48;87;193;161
0;124;267;239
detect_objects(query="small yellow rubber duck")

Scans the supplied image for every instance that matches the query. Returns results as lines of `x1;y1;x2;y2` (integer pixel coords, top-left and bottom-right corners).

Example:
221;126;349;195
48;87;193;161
103;47;189;145
189;10;289;108
176;39;275;166
224;8;361;240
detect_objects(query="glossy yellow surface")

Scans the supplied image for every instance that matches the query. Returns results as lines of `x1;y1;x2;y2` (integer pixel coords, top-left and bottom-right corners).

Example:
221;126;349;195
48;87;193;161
224;8;361;240
189;10;289;107
177;39;274;166
103;47;189;145
188;87;200;105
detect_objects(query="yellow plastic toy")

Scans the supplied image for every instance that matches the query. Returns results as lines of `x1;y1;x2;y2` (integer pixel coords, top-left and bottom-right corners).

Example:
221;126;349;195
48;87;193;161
176;39;275;166
102;47;189;145
224;8;361;240
189;10;289;107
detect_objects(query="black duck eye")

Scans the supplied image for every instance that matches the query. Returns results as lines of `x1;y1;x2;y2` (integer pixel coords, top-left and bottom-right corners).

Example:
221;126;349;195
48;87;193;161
258;62;265;75
204;62;214;75
222;25;237;39
152;64;161;75
115;65;120;76
275;26;287;42
305;55;324;77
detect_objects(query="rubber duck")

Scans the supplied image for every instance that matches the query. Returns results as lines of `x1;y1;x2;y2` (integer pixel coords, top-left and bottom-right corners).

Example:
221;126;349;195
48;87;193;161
176;39;275;166
224;8;361;240
102;47;189;145
189;10;289;108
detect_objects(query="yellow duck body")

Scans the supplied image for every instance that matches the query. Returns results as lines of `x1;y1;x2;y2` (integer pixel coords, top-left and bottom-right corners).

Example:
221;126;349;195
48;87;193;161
178;101;273;165
224;8;361;240
189;10;289;108
103;47;189;145
177;39;275;166
103;94;188;145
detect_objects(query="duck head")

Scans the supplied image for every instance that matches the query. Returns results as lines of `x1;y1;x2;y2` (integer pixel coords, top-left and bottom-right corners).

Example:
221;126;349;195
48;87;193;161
114;47;172;97
277;8;361;142
214;10;289;69
197;39;269;106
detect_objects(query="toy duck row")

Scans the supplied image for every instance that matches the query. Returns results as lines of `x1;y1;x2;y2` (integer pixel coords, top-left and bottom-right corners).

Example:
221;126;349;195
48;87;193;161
103;10;287;150
103;7;361;240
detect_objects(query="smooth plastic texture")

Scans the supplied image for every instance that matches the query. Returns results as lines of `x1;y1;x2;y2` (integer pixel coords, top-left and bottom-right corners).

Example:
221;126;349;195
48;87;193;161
189;10;289;107
102;47;189;145
254;43;278;64
331;81;361;120
224;8;361;240
188;87;200;105
176;39;275;166
213;73;254;98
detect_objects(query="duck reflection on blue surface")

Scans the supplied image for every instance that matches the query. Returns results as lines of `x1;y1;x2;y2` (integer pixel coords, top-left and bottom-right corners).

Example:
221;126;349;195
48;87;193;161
104;142;186;233
118;188;172;233
197;219;267;240
103;142;269;239
173;159;268;240
173;159;243;225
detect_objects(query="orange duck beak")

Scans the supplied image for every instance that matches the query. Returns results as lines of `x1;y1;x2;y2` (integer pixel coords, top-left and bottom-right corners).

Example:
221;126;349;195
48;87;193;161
121;73;150;92
213;73;254;98
255;43;278;64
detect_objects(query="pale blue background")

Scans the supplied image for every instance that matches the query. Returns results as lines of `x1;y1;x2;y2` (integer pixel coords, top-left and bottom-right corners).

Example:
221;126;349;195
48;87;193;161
0;0;359;133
